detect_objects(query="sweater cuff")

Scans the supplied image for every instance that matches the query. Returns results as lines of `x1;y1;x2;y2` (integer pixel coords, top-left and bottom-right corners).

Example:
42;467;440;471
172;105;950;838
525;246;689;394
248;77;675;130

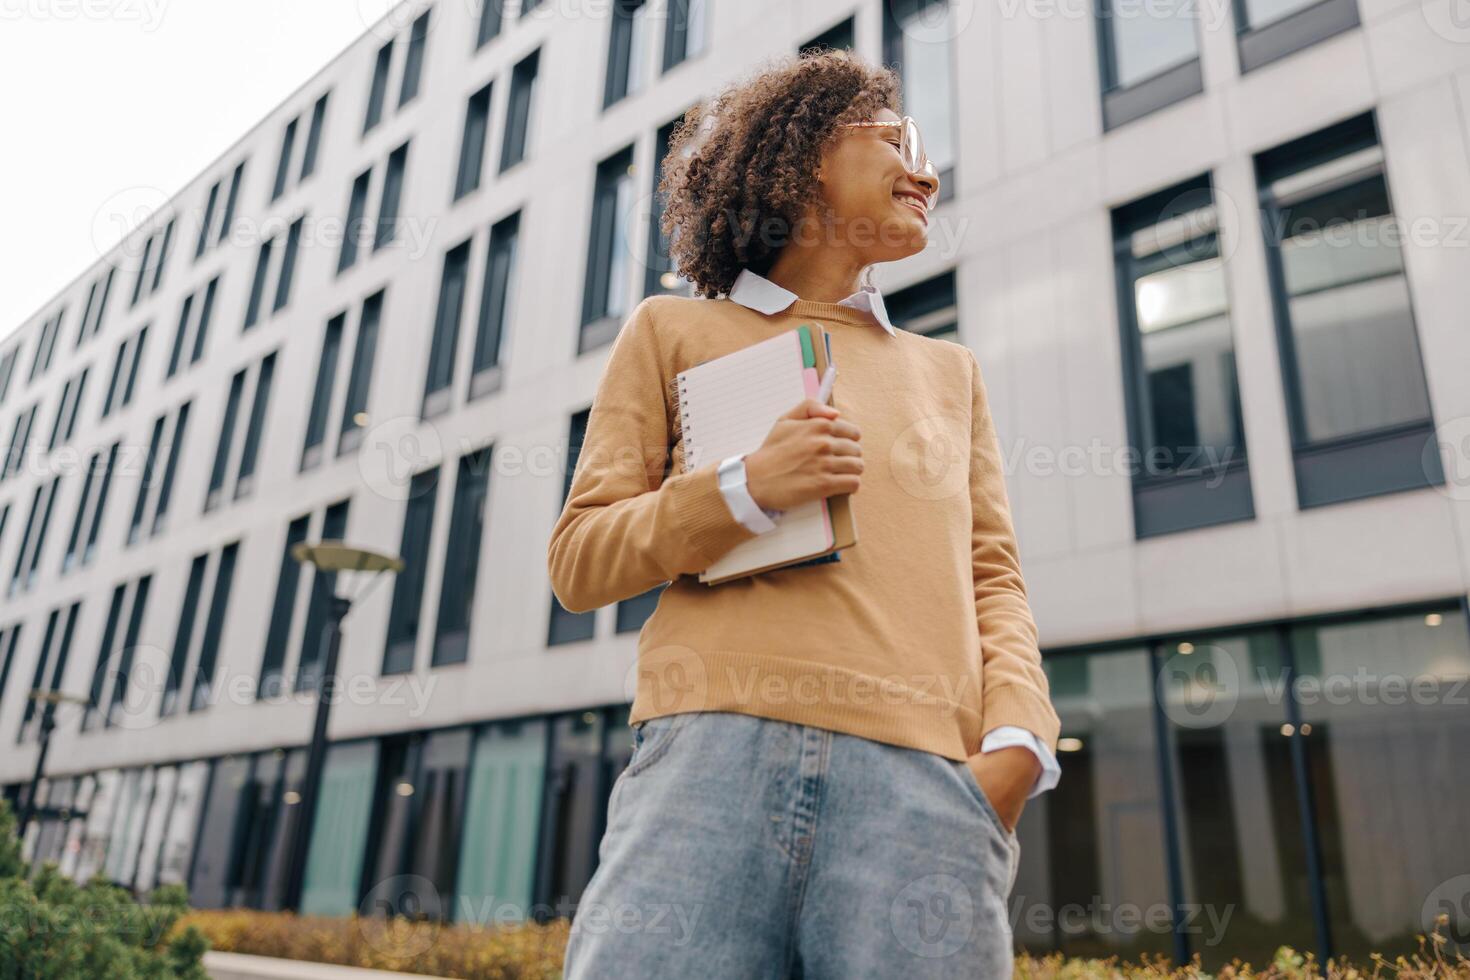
981;684;1061;754
671;463;760;567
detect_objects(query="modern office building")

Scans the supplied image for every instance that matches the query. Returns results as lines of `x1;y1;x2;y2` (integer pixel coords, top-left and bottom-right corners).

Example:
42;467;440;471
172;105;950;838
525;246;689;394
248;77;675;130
2;0;1468;969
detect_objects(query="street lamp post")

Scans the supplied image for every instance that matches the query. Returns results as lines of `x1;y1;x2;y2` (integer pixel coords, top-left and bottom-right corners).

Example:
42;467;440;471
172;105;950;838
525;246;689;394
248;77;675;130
280;541;402;915
18;689;91;840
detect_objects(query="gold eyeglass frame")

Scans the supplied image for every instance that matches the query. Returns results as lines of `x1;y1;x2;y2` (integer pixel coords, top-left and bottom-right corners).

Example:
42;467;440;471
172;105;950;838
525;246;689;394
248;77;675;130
840;115;940;210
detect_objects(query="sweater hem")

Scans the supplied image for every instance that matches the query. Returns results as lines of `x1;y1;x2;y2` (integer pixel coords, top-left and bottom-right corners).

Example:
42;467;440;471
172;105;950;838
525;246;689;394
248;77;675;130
628;645;985;763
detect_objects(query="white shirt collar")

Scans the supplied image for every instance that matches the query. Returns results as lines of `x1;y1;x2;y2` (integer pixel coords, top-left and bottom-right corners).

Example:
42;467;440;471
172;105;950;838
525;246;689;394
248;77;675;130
727;268;897;336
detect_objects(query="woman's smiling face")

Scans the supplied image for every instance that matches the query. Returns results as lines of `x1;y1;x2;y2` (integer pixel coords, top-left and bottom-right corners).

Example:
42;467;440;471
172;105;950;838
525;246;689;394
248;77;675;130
814;107;941;263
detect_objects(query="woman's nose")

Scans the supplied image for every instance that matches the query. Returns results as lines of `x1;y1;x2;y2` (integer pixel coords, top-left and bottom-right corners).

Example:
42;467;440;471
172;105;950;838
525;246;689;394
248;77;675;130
910;169;940;205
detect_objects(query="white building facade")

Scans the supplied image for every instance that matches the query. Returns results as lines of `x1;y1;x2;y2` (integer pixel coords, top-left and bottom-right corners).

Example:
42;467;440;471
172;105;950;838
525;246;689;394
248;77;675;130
2;0;1468;967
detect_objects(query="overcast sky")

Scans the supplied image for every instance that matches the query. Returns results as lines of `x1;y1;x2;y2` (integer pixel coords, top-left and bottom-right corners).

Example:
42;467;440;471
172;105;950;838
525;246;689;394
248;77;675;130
0;1;398;337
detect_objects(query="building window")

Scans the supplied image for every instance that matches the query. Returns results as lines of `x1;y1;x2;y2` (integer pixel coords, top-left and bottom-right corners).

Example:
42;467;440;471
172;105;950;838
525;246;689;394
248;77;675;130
27;308;65;383
477;0;503;47
2;403;37;481
257;514;310;699
8;476;61;596
129;217;175;307
102;575;152;728
338;289;385;455
604;0;656;108
364;39;394;133
206;370;246;509
579;145;635;352
454;82;494;201
16;602;81;744
188;755;252;908
799;14;854;55
471;210;520;397
82;442;119;564
272;217;304;312
881;0;956;203
549;410;595;645
165;275;220;378
233;351;276;500
1012;647;1171;962
149;401;191;536
204;352;276;510
101;323;148;419
359;730;472;921
160;546;239;718
398;10;431;107
219;161;246;248
296;499;351;693
643;116;692;299
190;542;239;712
300;92;330;180
1235;0;1359;73
433;447;492;666
271;117;299;202
121;402;190;543
244;216;308;328
75;267;116;346
195;182;221;258
47;366;89;451
423;239;472;418
1255;113;1439;508
1095;0;1203;130
662;0;707;70
160;553;209;719
299;739;380;915
1112;176;1254;537
374;142;409;250
885;269;957;342
454;718;546;922
339;169;372;273
500;49;539;172
82;585;127;731
242;237;275;330
301;313;346;471
534;711;610;911
383;468;440;675
61;444;113;573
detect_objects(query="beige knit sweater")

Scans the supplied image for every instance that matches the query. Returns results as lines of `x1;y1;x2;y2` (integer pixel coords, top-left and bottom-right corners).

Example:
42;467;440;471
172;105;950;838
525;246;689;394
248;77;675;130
547;293;1059;762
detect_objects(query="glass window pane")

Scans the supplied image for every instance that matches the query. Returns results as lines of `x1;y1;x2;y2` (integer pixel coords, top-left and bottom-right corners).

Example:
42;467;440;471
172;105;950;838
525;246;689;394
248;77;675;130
898;3;955;174
1277;179;1431;442
456;719;548;923
1105;0;1199;89
158;761;209;888
301;740;379;916
189;756;252;908
1123;216;1246;479
1243;0;1320;30
1289;608;1470;963
1159;633;1317;968
1015;649;1173;960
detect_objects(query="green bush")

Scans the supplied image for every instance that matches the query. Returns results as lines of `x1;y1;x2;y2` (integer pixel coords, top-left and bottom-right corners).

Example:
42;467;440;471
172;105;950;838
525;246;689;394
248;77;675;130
0;797;209;979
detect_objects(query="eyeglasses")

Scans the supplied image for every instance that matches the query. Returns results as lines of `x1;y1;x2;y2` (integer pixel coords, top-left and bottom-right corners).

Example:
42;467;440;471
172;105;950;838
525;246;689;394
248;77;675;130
840;115;940;209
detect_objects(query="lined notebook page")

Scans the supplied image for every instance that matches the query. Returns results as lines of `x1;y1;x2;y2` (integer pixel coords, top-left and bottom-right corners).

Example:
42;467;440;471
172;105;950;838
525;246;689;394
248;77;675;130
676;329;834;582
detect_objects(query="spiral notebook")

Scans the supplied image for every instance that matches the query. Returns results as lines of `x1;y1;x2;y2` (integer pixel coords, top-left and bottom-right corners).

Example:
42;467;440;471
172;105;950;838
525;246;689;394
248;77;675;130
670;324;858;585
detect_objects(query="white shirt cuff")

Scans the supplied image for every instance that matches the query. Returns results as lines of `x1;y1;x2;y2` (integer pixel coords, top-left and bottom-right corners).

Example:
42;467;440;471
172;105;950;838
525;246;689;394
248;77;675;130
981;725;1062;799
717;454;780;534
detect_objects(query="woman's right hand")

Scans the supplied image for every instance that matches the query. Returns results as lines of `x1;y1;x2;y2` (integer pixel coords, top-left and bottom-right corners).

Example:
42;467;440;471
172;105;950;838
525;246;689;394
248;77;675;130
744;398;863;512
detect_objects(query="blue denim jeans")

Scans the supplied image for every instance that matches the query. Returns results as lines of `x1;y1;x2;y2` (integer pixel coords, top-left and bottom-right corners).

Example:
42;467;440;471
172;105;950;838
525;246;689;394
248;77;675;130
562;710;1022;979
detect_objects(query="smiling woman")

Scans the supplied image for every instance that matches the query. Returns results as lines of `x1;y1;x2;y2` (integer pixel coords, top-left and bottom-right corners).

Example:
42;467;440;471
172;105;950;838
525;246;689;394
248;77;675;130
552;47;1061;980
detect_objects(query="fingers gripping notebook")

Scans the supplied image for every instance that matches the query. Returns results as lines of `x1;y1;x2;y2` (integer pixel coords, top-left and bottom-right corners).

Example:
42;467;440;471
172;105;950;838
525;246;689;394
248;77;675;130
668;324;857;585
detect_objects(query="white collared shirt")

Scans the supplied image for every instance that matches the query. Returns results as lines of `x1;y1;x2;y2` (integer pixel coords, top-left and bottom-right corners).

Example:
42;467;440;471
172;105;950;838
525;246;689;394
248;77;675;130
709;267;1061;799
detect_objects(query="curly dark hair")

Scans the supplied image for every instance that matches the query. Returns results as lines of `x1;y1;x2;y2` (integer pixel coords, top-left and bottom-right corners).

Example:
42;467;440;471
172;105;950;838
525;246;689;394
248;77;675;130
657;50;902;300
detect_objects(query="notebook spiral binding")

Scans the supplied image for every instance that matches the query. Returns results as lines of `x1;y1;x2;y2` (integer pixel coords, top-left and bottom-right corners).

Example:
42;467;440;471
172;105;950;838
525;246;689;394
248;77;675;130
667;374;692;474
